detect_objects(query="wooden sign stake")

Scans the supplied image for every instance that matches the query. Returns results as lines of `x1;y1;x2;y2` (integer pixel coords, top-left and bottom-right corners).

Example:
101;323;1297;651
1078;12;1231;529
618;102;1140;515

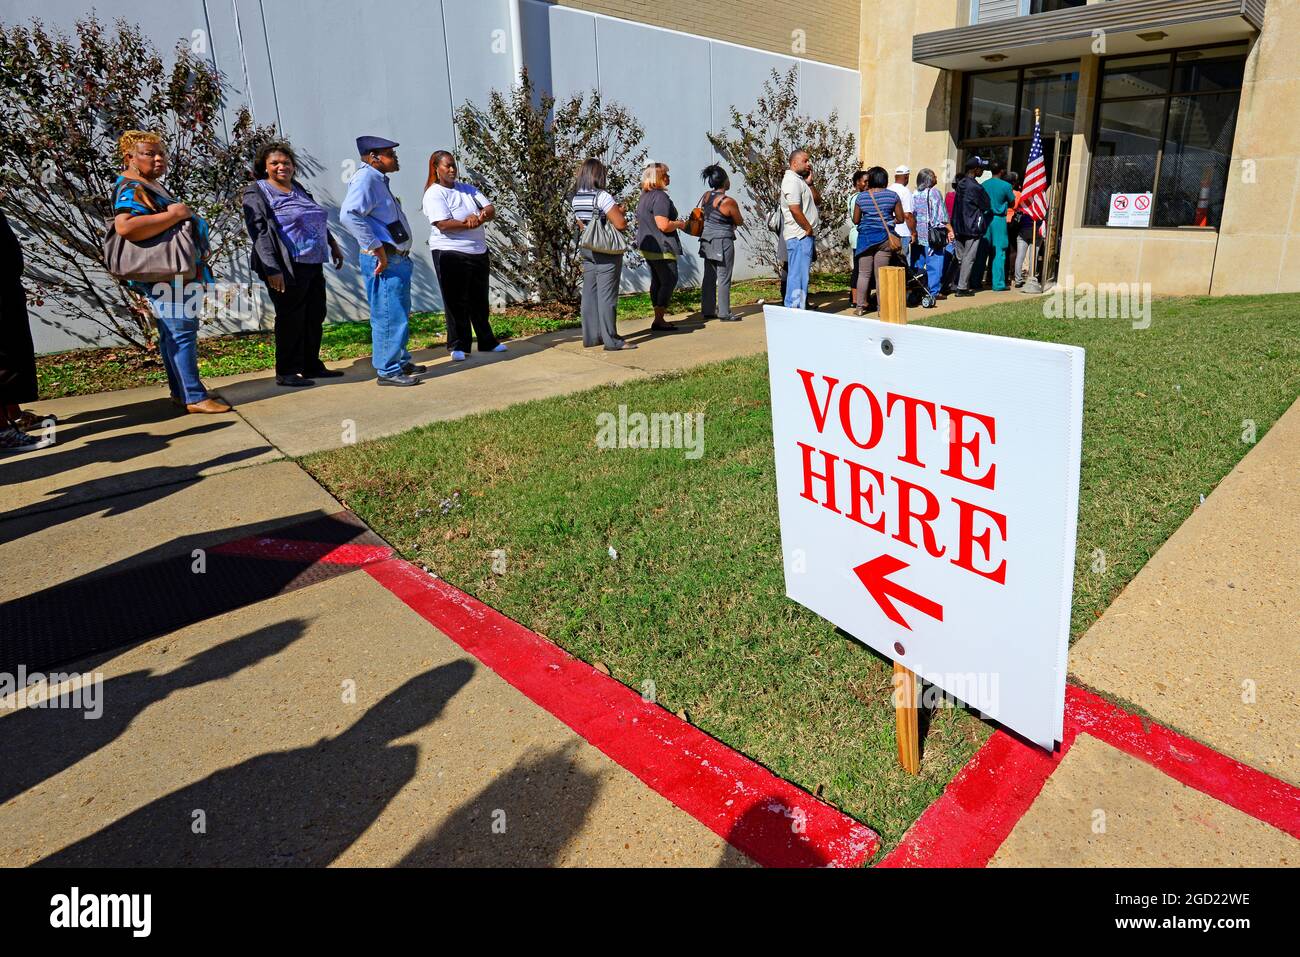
875;264;921;774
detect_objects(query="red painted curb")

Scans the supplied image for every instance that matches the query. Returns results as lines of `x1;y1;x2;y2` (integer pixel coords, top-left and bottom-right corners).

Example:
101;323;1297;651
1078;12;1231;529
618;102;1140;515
881;683;1300;867
1068;685;1300;840
363;558;879;868
211;536;394;567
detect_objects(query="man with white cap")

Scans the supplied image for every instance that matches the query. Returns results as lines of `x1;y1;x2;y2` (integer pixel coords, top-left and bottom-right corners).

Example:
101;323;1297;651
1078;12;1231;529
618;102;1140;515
889;165;916;268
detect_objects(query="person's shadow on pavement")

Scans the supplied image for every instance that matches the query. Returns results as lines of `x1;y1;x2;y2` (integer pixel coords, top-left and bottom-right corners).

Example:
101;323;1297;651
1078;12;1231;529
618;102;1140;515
32;660;474;867
0;619;310;805
395;739;602;867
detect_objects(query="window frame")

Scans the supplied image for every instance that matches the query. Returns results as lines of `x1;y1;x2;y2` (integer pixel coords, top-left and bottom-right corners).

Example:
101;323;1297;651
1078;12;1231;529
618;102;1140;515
1085;40;1249;230
959;57;1081;146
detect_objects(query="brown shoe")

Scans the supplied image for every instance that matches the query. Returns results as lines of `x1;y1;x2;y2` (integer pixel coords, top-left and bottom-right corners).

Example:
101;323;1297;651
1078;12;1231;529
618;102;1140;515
186;398;232;414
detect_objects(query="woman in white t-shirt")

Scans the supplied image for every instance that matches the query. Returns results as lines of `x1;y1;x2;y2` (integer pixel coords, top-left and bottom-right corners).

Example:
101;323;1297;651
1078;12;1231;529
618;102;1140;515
572;158;635;351
422;151;506;361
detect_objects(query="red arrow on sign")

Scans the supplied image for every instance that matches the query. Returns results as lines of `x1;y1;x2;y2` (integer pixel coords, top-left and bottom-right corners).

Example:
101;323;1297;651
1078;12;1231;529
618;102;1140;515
853;554;945;631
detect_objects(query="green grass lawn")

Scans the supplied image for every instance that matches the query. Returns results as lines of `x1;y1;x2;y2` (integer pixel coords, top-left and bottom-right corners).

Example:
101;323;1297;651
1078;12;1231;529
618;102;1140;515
35;273;849;399
300;293;1299;858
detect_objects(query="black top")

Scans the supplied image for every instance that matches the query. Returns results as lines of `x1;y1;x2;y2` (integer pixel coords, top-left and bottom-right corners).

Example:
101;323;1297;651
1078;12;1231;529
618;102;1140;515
635;189;682;257
0;209;22;285
952;175;992;239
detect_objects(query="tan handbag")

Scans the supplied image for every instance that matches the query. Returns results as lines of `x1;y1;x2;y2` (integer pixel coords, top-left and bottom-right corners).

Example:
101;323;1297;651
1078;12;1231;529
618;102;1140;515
866;189;903;253
103;179;199;283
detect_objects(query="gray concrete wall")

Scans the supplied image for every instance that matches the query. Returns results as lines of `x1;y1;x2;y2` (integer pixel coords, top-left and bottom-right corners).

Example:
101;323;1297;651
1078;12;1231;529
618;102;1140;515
1;0;859;353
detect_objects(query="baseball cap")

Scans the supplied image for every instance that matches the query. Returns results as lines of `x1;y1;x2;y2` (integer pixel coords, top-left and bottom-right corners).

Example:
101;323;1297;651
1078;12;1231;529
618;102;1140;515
964;155;989;171
895;165;911;175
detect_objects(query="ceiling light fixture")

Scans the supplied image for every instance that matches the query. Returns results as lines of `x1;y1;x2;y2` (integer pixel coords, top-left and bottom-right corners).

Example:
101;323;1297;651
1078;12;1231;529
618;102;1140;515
1137;31;1169;41
983;53;1009;63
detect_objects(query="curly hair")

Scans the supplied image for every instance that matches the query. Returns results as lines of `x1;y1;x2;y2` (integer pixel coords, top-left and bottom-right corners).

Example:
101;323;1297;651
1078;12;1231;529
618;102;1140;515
254;140;298;180
117;130;163;167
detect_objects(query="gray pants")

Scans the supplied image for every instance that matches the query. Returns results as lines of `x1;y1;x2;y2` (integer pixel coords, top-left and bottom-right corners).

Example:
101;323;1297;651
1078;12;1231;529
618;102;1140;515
1015;235;1031;283
580;248;624;349
700;235;735;318
953;237;982;291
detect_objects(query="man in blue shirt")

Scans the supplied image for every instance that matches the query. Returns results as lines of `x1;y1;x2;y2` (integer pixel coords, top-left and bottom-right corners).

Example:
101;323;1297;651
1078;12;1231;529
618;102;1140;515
340;135;423;387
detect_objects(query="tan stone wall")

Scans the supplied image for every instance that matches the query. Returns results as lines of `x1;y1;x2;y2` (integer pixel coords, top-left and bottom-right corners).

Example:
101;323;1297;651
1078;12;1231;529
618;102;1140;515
556;0;861;68
858;0;960;183
1212;2;1300;294
1058;7;1300;297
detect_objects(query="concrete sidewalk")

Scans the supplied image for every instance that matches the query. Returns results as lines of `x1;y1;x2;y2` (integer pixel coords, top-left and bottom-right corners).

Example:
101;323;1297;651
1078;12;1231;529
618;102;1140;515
17;283;1282;869
989;396;1300;867
7;292;966;867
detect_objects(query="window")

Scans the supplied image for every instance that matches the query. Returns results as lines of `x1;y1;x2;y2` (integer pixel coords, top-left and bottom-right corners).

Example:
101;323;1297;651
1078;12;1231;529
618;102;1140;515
1085;43;1248;229
1029;0;1086;13
963;62;1079;142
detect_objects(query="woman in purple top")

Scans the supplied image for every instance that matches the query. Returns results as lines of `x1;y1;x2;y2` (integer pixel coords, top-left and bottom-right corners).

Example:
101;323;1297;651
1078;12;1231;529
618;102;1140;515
241;141;345;387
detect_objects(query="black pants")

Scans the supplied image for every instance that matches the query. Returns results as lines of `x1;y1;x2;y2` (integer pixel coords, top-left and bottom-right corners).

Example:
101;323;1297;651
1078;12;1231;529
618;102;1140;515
647;257;678;309
432;249;498;353
267;263;326;377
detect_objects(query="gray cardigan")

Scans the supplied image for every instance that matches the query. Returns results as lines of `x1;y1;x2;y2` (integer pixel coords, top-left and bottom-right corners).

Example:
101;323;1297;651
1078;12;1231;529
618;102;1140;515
240;180;338;283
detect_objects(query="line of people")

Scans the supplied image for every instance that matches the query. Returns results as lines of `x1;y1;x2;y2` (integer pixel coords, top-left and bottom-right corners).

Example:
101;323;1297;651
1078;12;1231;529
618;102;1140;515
775;148;1040;316
846;154;1040;312
103;130;751;406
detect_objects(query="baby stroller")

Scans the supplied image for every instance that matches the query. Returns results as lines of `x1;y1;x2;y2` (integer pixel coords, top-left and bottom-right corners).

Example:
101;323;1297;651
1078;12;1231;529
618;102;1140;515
904;260;935;309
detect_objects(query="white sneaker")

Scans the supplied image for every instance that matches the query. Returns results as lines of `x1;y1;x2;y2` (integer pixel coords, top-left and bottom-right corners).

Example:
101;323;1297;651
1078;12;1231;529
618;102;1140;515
451;350;467;361
490;343;508;353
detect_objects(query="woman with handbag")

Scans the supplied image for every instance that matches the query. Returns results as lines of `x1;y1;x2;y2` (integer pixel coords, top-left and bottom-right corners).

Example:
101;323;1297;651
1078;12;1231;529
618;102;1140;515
911;168;949;309
112;130;229;414
422;150;506;362
850;167;904;317
241;140;346;387
634;163;687;332
696;165;743;322
572;159;636;351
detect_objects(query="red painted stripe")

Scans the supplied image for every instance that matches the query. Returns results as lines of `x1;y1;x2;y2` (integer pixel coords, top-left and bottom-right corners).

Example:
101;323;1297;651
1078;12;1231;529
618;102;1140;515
882;684;1300;867
211;536;394;566
1067;685;1300;840
877;729;1068;868
363;559;879;868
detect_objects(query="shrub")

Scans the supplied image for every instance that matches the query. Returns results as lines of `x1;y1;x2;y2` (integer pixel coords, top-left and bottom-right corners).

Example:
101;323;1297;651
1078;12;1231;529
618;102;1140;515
453;68;646;307
708;67;858;273
0;14;275;349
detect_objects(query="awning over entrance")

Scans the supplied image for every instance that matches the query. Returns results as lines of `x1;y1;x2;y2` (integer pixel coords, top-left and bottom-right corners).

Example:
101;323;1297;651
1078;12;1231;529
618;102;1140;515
913;0;1265;71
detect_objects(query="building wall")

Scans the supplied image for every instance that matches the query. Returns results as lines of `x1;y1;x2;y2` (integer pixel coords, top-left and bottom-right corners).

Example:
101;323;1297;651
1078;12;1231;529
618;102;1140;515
1211;0;1300;295
857;0;960;179
556;0;860;68
0;0;860;353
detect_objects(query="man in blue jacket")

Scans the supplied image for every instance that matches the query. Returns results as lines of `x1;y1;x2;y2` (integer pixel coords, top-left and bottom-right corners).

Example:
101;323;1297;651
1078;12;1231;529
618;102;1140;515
340;135;424;387
950;155;992;298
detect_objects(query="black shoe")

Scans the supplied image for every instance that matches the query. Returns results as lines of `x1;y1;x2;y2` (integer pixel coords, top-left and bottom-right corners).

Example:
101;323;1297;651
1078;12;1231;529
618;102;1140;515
309;367;346;378
402;363;427;375
954;289;976;298
377;374;420;387
276;375;315;387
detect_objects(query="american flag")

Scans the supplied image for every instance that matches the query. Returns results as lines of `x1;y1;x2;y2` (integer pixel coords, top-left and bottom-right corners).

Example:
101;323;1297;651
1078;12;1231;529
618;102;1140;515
1021;116;1049;221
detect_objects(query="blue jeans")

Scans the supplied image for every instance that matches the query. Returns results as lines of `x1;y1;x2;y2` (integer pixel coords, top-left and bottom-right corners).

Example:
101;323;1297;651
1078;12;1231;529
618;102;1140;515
783;235;814;309
913;244;946;297
147;280;208;403
360;252;413;378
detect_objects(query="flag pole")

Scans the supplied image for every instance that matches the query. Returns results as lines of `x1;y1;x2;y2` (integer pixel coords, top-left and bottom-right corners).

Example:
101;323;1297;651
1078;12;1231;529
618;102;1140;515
1022;108;1044;295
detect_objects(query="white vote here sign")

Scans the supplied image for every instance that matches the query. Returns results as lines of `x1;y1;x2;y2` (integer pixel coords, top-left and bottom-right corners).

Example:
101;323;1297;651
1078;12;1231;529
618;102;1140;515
764;308;1085;747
